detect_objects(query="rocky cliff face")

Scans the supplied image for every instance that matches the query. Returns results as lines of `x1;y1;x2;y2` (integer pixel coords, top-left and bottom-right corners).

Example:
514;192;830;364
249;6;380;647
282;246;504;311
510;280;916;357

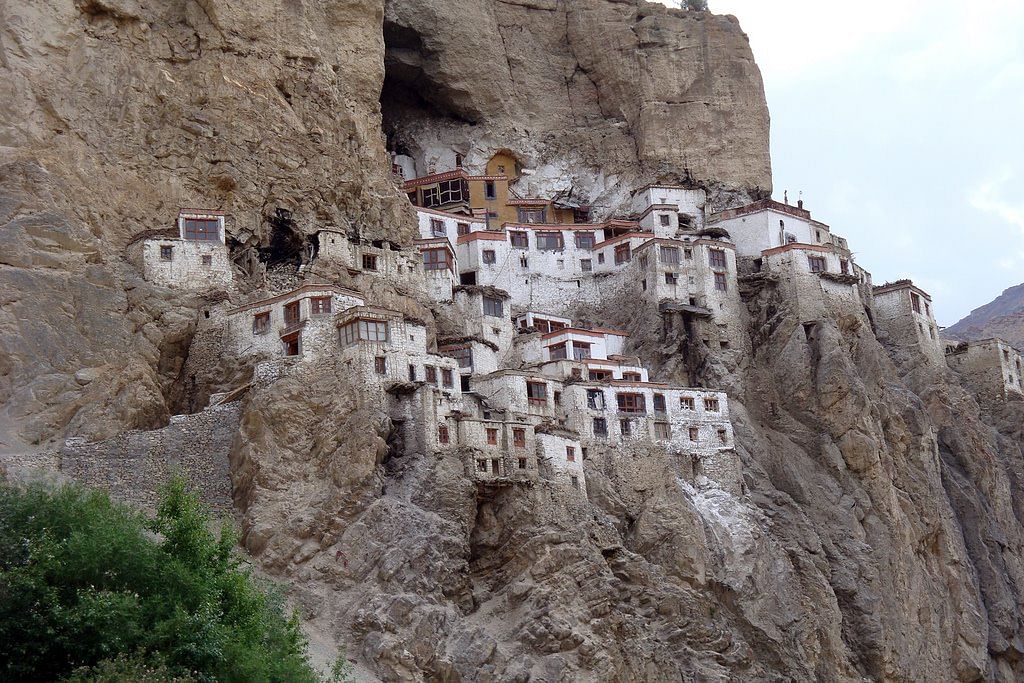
382;0;771;209
946;282;1024;349
0;0;408;447
4;2;1024;682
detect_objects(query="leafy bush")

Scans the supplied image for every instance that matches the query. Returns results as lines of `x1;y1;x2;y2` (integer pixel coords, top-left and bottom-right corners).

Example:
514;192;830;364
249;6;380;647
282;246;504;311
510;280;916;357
0;478;319;682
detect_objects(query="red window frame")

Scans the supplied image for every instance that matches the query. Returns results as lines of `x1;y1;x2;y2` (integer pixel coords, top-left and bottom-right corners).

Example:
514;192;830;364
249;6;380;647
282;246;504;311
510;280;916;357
616;392;646;414
253;312;270;335
283;301;301;326
614;243;631;264
310;296;332;315
526;381;547;406
709;249;727;269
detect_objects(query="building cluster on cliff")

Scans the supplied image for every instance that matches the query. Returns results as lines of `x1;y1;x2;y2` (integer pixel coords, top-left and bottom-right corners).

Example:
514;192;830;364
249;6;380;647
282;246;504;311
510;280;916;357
98;149;1023;505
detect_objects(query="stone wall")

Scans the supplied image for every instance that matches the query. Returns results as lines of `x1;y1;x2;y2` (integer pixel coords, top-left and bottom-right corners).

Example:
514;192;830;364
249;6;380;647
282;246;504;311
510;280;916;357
873;284;944;365
127;238;233;290
946;339;1024;402
59;402;242;513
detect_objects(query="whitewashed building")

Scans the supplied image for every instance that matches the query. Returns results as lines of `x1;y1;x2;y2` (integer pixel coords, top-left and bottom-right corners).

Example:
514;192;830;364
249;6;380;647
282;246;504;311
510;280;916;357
127;209;233;290
707;199;850;259
222;284;366;360
872;280;944;364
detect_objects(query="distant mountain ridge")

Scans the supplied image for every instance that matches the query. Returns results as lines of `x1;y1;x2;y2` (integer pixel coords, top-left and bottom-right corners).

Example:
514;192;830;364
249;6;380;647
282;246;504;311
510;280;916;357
945;282;1024;349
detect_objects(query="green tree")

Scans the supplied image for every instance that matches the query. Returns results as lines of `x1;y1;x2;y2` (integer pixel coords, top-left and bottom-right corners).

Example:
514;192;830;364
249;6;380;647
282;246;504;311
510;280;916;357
0;478;319;682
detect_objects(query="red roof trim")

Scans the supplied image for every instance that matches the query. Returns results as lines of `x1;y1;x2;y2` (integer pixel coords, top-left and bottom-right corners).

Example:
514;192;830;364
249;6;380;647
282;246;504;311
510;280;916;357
416;206;485;222
592;232;654;249
457;231;507;244
228;284;363;314
761;242;832;257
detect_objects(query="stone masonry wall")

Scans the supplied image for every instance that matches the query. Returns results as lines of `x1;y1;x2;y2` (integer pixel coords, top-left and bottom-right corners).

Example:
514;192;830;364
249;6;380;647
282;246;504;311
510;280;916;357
59;402;242;513
128;238;233;290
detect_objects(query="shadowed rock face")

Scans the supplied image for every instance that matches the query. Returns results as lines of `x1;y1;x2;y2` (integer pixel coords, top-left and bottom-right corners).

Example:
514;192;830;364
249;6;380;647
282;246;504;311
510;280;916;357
381;0;772;208
4;2;1024;682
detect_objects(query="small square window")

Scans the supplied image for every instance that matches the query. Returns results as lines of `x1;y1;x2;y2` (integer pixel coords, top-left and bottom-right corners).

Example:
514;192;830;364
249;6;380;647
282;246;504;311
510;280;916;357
570;475;579;490
575;232;595;249
659;214;670;226
654;422;671;439
253;312;270;335
430;218;445;237
457;222;470;236
513;427;526;448
660;246;680;264
283;301;300;326
581;259;592;272
486;428;499;445
620;419;632;436
717;428;728;444
597;252;605;264
808;256;826;273
425;366;438;384
518;458;527;469
442;368;454;388
680;396;695;410
593;417;608;436
527;381;547;406
201;254;212;266
311;296;332;315
362;254;378;271
704;397;720;411
438;425;450;444
665;273;678;285
689;427;699;442
160;245;173;261
714;272;728;292
374;356;386;374
483;296;504;317
477;460;488;472
483;250;496;264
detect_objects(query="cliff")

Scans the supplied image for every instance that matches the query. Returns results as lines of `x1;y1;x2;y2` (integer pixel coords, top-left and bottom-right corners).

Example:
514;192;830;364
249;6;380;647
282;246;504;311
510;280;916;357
382;0;772;208
3;2;1024;682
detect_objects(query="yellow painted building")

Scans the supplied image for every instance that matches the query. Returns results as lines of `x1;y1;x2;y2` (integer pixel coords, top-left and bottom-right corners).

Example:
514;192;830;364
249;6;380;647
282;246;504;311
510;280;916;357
403;152;580;229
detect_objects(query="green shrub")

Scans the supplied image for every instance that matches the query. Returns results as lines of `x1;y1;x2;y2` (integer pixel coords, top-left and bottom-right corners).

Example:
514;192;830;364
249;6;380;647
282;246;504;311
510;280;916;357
0;478;319;682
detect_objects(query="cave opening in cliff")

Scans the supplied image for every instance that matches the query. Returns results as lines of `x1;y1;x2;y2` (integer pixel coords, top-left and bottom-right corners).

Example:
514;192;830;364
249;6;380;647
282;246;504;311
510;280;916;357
381;19;478;164
259;208;305;268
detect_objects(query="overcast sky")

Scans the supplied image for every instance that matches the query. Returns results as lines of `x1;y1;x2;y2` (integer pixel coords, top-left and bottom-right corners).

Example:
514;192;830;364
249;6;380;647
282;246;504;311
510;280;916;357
684;0;1024;325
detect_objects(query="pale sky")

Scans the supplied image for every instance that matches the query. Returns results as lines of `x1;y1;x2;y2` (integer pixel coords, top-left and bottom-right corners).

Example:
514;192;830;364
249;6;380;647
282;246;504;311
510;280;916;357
673;0;1024;325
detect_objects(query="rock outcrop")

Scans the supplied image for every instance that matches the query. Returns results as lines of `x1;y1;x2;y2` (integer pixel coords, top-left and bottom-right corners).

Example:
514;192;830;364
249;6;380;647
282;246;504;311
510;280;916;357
382;0;772;209
0;0;409;445
3;2;1024;682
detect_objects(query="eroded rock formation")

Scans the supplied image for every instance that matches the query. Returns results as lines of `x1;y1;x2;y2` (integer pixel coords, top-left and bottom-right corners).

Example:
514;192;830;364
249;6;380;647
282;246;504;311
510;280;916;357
2;2;1023;682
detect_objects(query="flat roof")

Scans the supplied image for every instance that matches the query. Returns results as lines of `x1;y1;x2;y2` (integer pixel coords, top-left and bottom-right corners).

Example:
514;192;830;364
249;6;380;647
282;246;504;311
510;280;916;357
227;283;363;314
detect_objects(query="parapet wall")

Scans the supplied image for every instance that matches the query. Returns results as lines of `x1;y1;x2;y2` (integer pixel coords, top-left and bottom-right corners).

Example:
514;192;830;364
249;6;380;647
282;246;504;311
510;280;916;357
60;402;241;514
